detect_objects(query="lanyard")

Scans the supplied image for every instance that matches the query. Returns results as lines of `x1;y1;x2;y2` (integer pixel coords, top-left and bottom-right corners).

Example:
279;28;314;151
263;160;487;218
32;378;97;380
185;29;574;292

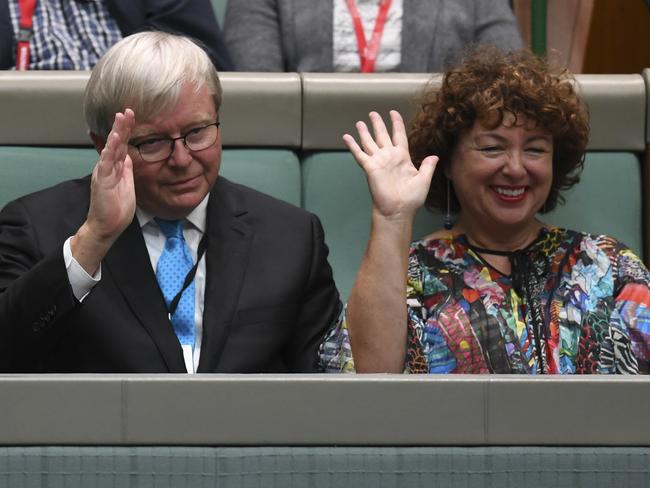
16;0;37;70
345;0;393;73
167;232;208;319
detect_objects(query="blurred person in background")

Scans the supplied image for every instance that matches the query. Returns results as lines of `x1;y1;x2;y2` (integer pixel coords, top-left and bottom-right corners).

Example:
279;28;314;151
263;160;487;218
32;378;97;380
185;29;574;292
224;0;522;72
1;0;233;70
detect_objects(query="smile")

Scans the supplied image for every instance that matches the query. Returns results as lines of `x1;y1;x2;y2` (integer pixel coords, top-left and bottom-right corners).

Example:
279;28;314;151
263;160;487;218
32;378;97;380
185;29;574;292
167;174;202;188
493;186;526;197
491;186;527;202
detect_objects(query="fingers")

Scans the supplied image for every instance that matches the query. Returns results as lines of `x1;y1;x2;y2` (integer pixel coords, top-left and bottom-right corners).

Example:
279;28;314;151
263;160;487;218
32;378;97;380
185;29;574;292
344;110;412;176
355;120;379;155
368;111;392;148
355;110;406;151
343;133;370;169
389;110;408;148
417;155;439;187
97;110;135;178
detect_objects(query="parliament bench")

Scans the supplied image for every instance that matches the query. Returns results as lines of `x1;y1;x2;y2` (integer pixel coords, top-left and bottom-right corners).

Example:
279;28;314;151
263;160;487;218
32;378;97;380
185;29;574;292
0;374;650;487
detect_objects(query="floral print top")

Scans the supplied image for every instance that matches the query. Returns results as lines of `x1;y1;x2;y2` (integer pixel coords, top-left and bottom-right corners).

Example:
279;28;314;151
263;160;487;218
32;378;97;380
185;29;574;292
320;228;650;374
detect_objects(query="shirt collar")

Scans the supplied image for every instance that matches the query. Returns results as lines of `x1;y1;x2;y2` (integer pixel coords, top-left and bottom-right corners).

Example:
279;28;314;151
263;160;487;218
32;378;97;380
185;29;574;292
136;194;209;233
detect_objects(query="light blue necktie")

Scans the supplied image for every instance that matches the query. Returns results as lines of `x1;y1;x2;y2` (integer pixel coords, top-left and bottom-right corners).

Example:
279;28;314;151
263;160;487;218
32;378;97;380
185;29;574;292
155;218;195;349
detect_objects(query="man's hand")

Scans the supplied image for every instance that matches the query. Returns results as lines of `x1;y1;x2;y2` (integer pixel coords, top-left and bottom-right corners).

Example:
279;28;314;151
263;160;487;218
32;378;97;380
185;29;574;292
71;109;137;275
343;110;438;223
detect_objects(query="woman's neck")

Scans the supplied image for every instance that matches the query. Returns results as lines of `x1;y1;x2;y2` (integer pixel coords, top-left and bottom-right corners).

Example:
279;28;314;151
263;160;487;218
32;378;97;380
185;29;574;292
453;216;545;252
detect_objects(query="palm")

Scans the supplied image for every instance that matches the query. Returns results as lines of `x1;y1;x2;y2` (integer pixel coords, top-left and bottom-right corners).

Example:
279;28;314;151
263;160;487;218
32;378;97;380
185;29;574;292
343;110;437;220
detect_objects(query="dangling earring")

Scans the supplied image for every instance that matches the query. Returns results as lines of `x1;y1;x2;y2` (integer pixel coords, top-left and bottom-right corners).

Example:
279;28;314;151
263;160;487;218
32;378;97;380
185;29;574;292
444;178;454;230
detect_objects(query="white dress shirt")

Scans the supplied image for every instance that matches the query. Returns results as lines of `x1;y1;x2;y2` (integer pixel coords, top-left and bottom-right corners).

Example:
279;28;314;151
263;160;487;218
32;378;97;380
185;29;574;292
333;0;403;72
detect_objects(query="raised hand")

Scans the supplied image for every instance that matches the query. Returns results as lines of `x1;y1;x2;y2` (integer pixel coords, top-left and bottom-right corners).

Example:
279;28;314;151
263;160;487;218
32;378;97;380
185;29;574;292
343;110;438;222
87;109;137;241
71;109;136;274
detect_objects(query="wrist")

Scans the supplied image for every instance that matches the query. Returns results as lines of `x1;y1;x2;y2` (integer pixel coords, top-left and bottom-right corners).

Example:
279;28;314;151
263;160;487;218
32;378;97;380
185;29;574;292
371;208;416;229
70;222;114;275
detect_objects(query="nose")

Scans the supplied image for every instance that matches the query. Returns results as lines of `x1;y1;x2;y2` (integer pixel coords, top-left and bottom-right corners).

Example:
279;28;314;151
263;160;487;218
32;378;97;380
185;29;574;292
167;138;193;167
501;150;527;178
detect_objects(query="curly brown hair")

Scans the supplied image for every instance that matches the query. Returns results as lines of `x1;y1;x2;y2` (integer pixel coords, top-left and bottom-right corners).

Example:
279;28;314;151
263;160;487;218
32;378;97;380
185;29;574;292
408;45;589;214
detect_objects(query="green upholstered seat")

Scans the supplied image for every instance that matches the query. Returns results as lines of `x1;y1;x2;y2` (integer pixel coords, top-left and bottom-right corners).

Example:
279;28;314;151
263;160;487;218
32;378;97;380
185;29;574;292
0;146;96;209
221;149;301;206
545;152;643;253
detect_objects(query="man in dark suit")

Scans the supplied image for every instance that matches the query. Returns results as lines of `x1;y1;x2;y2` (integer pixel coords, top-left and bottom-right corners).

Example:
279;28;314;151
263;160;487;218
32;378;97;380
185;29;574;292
0;31;341;373
0;0;232;70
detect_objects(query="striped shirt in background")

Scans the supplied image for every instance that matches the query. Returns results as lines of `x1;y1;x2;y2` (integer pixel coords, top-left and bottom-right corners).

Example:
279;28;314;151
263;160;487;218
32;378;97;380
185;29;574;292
8;0;122;70
333;0;403;72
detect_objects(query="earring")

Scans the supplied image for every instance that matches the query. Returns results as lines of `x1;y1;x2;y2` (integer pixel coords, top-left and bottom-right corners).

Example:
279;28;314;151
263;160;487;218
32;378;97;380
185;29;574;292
444;178;454;230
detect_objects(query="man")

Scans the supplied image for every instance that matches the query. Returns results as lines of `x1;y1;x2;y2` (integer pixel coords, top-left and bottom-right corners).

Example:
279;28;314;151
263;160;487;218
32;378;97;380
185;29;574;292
0;0;232;70
0;31;341;373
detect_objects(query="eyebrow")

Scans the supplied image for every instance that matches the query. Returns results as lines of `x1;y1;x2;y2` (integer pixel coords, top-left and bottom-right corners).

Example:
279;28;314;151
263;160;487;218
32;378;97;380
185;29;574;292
473;133;552;144
129;115;217;140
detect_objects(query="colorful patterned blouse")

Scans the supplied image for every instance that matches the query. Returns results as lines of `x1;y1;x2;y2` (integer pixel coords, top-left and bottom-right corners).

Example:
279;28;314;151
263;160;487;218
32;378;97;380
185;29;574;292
320;228;650;374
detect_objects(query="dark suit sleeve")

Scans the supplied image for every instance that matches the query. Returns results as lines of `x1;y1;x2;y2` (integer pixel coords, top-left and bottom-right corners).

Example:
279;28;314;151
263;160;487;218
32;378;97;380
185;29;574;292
109;0;234;71
283;214;342;372
0;200;78;372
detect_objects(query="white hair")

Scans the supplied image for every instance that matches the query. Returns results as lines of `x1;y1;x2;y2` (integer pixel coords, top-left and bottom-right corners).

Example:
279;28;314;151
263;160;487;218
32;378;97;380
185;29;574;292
84;31;222;137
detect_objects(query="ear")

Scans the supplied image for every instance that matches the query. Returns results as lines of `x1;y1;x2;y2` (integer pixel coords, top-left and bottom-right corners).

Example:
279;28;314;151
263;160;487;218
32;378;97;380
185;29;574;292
89;132;106;154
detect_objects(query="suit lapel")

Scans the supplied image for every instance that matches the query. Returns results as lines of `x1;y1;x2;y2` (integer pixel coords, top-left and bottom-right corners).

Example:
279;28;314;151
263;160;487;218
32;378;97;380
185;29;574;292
197;178;253;372
104;218;186;372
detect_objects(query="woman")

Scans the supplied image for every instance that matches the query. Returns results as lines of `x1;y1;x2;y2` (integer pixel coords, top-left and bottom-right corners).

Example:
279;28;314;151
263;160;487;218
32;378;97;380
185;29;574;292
320;47;650;374
224;0;522;73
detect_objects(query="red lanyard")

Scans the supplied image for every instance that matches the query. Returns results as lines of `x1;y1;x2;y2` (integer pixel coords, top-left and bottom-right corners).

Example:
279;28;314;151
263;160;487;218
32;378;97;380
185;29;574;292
345;0;393;73
16;0;38;70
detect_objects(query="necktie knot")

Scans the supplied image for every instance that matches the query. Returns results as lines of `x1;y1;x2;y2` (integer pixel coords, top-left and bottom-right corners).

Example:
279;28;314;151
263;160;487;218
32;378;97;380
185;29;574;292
155;218;184;240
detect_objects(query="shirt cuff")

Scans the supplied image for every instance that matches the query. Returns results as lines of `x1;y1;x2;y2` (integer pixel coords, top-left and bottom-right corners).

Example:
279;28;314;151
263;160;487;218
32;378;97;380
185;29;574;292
63;236;101;302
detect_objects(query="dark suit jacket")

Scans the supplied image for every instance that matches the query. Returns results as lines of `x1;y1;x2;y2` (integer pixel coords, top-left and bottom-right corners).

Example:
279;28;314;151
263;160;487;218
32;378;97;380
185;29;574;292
0;176;341;373
0;0;233;70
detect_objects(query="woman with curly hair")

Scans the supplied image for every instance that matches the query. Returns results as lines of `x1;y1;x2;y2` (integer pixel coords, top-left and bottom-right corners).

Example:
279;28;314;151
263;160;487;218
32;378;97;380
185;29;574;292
320;46;650;374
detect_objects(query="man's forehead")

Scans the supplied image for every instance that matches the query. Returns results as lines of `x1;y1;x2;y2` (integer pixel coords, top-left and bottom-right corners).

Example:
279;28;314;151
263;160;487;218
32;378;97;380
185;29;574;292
126;83;217;137
129;111;218;138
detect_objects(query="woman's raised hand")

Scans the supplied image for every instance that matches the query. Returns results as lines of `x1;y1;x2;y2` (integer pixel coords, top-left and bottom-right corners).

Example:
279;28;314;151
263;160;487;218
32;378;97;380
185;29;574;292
343;110;437;221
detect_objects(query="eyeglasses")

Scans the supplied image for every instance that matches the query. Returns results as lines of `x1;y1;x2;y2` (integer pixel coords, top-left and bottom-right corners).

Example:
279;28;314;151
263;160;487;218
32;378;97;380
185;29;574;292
130;121;220;162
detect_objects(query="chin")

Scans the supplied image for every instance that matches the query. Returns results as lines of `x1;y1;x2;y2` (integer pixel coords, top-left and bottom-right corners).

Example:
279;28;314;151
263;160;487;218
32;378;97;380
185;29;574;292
174;188;208;206
492;214;537;229
152;197;200;220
